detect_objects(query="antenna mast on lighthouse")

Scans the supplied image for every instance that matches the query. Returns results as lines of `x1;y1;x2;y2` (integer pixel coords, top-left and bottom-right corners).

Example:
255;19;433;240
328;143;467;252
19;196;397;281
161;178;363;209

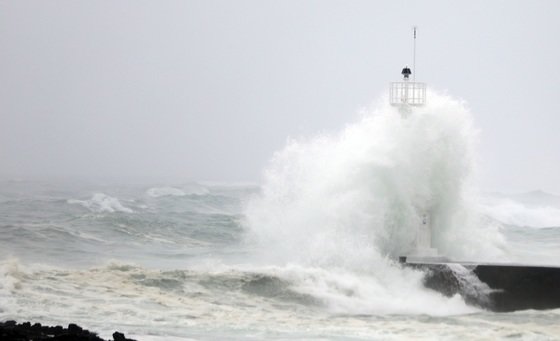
413;26;417;82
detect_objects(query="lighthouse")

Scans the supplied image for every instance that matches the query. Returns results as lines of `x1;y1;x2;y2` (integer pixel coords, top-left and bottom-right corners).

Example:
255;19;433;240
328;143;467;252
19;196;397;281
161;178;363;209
394;28;560;314
391;28;435;258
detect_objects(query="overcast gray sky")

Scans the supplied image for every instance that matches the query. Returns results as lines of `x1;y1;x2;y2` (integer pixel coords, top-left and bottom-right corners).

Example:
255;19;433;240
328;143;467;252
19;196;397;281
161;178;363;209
1;0;559;192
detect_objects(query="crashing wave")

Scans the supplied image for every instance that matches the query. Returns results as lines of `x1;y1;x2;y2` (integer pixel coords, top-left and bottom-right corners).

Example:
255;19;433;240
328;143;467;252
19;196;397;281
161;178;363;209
243;90;507;313
246;90;505;266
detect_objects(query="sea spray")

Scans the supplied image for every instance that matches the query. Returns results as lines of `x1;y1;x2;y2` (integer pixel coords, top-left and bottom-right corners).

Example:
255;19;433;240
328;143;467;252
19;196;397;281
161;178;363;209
244;90;506;313
246;91;505;264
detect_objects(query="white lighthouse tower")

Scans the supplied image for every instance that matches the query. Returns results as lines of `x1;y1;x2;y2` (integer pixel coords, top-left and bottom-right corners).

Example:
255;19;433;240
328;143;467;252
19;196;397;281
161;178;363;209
391;28;437;259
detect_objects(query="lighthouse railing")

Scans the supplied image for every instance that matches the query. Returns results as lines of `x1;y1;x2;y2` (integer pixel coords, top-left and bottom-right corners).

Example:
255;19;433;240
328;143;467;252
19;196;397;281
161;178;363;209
390;82;426;106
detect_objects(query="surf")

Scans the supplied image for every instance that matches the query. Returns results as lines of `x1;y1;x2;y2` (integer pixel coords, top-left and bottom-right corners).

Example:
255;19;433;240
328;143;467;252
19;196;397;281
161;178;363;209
242;89;508;314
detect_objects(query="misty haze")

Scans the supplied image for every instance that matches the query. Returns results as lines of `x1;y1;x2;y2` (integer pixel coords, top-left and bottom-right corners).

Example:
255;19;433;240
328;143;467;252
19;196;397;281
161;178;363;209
2;1;560;340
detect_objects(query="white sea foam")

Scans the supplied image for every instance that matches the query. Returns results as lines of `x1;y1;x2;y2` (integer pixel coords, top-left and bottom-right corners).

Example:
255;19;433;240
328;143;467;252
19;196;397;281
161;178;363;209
2;257;559;340
68;193;133;213
268;263;476;315
0;259;471;338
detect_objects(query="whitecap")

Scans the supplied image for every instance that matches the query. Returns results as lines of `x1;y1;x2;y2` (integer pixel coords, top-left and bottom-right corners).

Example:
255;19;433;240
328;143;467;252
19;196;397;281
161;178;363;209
146;187;187;198
68;193;133;213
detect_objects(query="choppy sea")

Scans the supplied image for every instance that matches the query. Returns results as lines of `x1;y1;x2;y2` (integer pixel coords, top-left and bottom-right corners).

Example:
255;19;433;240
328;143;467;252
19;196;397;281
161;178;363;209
1;179;560;340
2;94;560;340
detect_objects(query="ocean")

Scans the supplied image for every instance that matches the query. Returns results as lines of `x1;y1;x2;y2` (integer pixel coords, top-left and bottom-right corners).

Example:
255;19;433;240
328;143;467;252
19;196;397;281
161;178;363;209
2;92;560;340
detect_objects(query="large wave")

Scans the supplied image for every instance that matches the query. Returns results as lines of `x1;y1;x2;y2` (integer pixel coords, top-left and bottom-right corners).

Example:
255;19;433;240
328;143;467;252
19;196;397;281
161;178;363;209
242;91;507;314
246;91;505;266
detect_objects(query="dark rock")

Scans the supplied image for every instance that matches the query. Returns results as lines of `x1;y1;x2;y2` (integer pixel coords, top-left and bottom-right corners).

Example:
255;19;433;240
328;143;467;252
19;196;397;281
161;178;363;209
113;331;126;341
421;264;461;297
52;334;81;341
0;321;117;341
113;331;137;341
68;323;83;334
420;263;493;309
52;325;64;335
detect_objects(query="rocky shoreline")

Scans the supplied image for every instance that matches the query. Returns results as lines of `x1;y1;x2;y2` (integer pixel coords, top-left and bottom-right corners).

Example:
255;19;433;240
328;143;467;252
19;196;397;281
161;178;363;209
0;321;136;341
